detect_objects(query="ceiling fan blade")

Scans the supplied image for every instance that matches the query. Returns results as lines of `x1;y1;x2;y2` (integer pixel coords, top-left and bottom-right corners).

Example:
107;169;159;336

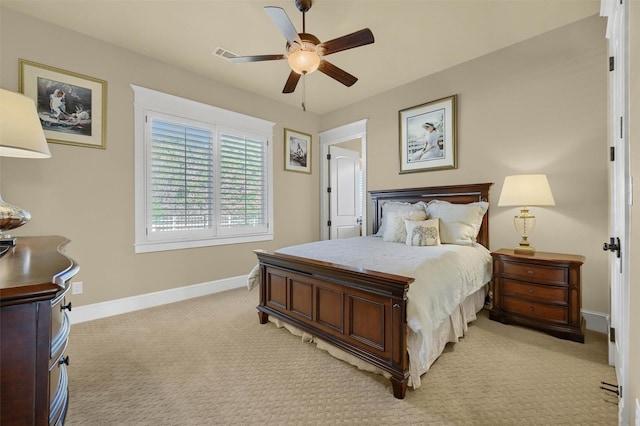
318;60;358;87
318;28;374;56
230;54;286;63
264;6;303;47
283;71;301;93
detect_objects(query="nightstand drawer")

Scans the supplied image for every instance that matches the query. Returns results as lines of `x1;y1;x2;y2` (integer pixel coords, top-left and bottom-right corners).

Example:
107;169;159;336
502;279;568;304
502;295;568;323
502;261;568;285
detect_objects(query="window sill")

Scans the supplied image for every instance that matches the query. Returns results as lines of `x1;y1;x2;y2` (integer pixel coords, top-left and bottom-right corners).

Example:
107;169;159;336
134;233;273;254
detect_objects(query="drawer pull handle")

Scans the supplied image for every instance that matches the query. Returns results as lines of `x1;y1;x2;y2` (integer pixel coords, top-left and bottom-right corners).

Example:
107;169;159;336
529;306;534;311
61;301;72;311
393;303;400;309
528;289;534;293
527;270;534;275
59;355;70;366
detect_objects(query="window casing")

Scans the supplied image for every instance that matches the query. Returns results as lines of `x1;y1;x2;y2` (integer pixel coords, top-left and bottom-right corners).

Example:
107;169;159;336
132;85;274;253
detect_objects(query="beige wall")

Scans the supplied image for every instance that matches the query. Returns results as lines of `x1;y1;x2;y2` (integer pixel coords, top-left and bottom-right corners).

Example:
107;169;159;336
629;0;639;420
0;7;321;305
1;9;611;321
322;15;610;316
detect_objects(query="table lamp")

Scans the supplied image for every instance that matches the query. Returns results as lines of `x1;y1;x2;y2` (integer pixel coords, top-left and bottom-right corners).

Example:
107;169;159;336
498;174;555;254
0;88;51;254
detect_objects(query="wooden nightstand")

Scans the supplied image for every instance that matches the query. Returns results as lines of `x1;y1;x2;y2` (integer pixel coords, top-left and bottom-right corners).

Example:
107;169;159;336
489;249;585;343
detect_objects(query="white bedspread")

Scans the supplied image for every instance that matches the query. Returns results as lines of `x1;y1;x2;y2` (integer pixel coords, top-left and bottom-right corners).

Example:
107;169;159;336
274;237;492;372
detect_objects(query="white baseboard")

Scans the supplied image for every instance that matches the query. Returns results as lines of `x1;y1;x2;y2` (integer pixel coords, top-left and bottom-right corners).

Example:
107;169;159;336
68;279;610;332
581;309;608;334
68;275;247;324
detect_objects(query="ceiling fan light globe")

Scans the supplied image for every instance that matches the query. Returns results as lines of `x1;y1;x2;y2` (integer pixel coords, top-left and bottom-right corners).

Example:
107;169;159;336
287;49;320;74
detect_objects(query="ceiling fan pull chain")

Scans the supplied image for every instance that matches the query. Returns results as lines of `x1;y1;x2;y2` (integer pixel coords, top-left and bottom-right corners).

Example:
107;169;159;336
301;72;307;111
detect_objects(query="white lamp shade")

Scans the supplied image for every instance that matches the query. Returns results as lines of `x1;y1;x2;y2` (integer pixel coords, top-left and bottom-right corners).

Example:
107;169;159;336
498;174;555;207
0;88;51;158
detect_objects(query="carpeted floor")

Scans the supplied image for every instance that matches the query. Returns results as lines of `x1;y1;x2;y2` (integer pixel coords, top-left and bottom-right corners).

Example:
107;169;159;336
65;287;618;425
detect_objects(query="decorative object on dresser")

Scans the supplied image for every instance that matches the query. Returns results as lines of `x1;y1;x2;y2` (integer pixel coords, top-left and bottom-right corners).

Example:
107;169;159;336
490;249;585;343
0;236;79;425
497;174;555;254
0;89;51;255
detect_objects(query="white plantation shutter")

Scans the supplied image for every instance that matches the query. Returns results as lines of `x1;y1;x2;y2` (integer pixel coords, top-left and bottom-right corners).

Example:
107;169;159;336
133;85;274;252
219;132;268;234
150;117;214;235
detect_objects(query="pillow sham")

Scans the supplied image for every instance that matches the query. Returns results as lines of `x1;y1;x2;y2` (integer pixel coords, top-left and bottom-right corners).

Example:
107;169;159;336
425;200;488;245
404;218;441;247
382;210;428;243
376;201;427;237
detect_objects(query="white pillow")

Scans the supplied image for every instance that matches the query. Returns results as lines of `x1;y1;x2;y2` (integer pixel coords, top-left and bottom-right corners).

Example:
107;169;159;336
425;200;488;245
376;201;427;237
405;218;441;247
382;210;428;243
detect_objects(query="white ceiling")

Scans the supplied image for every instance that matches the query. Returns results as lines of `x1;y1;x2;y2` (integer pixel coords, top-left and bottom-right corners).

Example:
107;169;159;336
2;0;600;115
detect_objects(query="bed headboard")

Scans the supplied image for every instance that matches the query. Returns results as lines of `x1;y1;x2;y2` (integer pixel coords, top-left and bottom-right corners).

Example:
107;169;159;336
369;182;493;249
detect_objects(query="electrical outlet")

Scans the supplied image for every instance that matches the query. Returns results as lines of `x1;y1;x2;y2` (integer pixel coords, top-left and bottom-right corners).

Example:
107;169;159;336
71;281;83;295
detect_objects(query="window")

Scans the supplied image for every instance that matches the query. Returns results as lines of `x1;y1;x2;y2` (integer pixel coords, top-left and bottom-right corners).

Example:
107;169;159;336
132;85;274;253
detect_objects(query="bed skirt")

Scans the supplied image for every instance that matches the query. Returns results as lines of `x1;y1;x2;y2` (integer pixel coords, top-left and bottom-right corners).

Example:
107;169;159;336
268;286;486;390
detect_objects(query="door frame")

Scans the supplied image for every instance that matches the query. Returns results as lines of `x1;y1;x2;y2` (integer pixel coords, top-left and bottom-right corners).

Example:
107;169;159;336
319;119;367;241
601;0;630;423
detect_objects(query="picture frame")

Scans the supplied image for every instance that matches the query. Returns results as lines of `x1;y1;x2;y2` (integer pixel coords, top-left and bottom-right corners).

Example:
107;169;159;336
19;59;107;149
399;94;457;173
284;128;312;174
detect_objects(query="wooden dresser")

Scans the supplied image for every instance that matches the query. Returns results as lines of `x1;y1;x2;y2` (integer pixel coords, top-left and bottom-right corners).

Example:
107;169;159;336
489;249;585;343
1;236;79;425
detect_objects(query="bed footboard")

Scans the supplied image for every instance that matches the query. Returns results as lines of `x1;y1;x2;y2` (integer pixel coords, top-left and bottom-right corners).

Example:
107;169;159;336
255;250;413;399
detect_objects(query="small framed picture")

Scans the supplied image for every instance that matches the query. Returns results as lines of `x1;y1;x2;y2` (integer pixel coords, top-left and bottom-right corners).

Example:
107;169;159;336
284;128;311;174
19;59;107;149
399;94;457;173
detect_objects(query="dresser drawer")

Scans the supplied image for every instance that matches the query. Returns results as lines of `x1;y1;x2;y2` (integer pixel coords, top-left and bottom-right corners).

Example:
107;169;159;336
502;261;568;285
502;295;568;323
49;354;69;425
501;279;568;304
51;310;70;362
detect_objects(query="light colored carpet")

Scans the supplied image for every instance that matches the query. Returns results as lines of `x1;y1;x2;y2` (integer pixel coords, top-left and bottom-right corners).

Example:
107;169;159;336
65;287;618;425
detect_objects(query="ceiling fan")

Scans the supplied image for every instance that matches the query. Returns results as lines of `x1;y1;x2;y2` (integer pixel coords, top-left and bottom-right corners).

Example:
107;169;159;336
228;0;374;94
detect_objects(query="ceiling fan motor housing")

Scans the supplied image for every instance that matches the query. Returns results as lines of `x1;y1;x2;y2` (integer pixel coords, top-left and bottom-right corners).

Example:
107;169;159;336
287;33;321;51
295;0;312;13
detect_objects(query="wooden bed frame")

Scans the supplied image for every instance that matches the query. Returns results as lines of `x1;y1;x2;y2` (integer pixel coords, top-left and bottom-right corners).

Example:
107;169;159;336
255;183;492;399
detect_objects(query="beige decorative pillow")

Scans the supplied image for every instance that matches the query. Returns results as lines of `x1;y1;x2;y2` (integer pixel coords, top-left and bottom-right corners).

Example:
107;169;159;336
405;218;441;246
377;201;427;237
382;210;428;243
425;200;489;245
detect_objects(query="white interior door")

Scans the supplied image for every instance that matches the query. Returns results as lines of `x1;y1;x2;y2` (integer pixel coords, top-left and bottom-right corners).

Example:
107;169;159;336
319;119;367;241
329;146;360;239
602;0;630;423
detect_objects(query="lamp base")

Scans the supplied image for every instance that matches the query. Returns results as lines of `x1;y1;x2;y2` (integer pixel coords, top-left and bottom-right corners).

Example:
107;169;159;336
0;194;31;258
514;244;535;255
0;236;16;257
